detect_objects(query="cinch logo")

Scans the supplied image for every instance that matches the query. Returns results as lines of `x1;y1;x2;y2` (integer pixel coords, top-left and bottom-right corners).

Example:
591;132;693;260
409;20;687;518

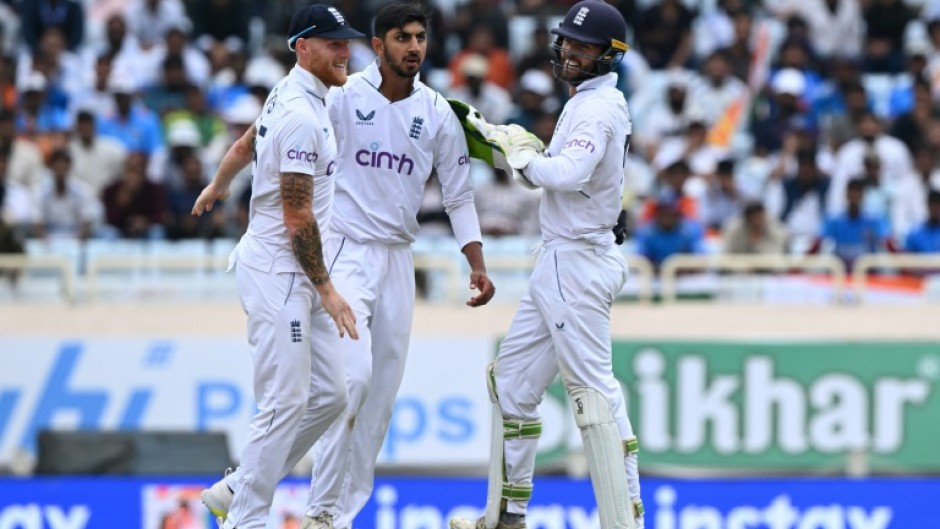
327;160;336;176
287;148;318;162
564;138;595;152
574;7;590;25
356;149;415;175
458;154;470;165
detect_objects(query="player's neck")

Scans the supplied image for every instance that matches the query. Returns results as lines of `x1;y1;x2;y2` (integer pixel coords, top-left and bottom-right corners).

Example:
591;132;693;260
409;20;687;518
378;66;414;102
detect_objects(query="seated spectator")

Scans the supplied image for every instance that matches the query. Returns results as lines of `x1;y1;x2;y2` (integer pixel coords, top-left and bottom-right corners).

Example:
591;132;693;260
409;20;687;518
820;80;869;152
653;119;723;178
634;196;706;270
141;55;190;116
449;26;514;91
506;69;557;131
125;0;189;51
165;152;224;240
636;0;694;69
0;109;45;194
810;179;893;270
191;0;250;51
102;152;167;239
17;27;84;110
751;68;811;153
721;202;788;254
904;191;940;253
69;53;116;118
861;0;912;74
634;73;692;160
700;159;741;230
689;50;748;127
0;146;34;233
15;72;71;139
97;74;164;157
35;148;99;240
21;0;84;52
641;160;700;222
766;149;830;252
446;54;512;125
68;110;127;198
474;168;540;237
889;77;933;155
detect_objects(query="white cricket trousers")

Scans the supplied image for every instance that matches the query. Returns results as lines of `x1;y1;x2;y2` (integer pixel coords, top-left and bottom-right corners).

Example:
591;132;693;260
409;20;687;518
493;240;639;514
224;262;348;529
308;236;415;528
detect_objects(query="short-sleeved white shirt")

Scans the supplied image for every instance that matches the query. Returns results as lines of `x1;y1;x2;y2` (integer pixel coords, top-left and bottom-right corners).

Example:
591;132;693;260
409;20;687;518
237;65;338;274
326;61;481;249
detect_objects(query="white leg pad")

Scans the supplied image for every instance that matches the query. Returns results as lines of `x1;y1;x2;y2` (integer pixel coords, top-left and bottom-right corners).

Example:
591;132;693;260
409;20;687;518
570;386;637;529
484;362;503;529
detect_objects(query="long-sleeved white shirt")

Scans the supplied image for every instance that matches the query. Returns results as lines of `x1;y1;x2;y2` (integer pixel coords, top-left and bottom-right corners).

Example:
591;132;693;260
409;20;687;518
327;61;481;249
523;73;631;246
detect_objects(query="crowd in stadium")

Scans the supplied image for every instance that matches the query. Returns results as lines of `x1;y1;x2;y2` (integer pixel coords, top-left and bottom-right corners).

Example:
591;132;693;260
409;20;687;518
1;0;940;275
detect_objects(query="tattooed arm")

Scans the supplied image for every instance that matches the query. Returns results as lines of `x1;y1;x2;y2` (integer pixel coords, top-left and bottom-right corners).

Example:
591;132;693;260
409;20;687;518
280;171;359;339
192;125;257;216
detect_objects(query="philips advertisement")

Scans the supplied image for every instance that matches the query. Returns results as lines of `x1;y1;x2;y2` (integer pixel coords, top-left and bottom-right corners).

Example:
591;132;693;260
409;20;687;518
0;476;936;529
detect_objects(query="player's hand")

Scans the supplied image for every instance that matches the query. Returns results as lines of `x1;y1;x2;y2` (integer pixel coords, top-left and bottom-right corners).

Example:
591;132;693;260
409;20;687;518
487;124;544;155
613;209;628;245
467;269;495;307
191;181;231;216
320;288;359;340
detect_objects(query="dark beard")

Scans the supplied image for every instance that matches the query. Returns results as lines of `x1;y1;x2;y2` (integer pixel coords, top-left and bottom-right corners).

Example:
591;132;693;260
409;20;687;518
385;50;420;79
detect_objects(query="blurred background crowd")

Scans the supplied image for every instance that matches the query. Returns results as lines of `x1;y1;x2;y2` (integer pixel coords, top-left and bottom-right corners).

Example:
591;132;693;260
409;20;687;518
2;0;940;278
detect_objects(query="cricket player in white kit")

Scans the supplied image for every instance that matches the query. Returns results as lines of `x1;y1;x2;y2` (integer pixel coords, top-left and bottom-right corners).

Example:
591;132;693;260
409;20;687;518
307;5;495;529
451;2;643;529
191;5;364;529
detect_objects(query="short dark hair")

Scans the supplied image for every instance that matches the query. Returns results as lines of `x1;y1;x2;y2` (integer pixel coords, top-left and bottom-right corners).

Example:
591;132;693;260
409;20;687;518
373;3;428;40
744;202;765;218
846;178;866;192
48;148;71;165
76;110;96;124
928;190;940;205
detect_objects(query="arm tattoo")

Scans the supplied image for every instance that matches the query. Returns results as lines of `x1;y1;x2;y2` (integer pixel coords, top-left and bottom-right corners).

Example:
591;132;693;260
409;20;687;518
292;222;329;284
280;172;328;285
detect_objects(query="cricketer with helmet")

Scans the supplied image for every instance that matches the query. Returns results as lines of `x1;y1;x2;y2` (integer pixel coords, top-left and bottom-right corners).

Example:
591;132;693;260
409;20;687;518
450;1;643;529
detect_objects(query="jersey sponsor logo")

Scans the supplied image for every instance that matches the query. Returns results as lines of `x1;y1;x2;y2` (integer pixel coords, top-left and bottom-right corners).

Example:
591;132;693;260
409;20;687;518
457;154;470;165
355;109;376;125
563;138;595;153
355;149;416;175
327;160;336;176
287;148;318;162
409;116;424;139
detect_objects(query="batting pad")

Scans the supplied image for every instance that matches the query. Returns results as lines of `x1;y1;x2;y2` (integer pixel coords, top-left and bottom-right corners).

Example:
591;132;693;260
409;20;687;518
446;98;514;177
484;362;504;529
570;386;637;529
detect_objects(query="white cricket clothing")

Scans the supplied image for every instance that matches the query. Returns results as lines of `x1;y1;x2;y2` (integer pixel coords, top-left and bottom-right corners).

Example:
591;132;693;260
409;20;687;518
308;61;482;528
523;73;631;246
235;65;338;274
223;65;346;529
492;73;643;526
326;61;481;249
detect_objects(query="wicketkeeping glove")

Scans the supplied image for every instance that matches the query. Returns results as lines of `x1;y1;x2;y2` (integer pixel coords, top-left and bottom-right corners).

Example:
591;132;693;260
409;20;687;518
613;209;628;245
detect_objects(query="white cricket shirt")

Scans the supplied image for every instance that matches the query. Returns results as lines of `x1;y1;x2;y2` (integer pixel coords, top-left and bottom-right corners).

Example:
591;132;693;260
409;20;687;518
237;65;337;274
327;61;481;249
523;73;632;246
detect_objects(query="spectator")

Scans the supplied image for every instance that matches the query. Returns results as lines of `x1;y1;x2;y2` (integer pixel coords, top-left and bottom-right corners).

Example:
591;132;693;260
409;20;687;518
453;0;510;51
21;0;84;52
191;0;250;50
515;26;553;77
165;84;225;148
889;77;934;155
165;152;222;240
766;0;863;61
721;202;788;254
154;119;203;191
16;27;84;109
634;196;706;270
0;56;14;110
97;74;164;157
828;111;912;216
724;9;755;83
641;160;700;222
861;0;912;74
69;53;116;118
636;0;694;69
151;24;212;89
68;110;127;198
885;43;930;119
701;159;742;230
449;25;515;90
0;110;44;194
124;0;188;50
689;49;748;127
693;0;740;61
766;149;830;252
894;144;940;240
811;179;893;269
15;72;70;139
653;119;724;180
474;167;540;237
0;145;34;233
447;54;512;125
35;148;99;240
102;152;166;239
820;79;869;151
635;72;692;160
142;55;190;116
505;69;556;131
904;191;940;253
85;14;147;85
752;68;811;152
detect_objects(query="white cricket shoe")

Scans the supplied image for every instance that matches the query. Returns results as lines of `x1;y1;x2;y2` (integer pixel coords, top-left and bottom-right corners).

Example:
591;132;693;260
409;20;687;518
301;512;335;529
201;469;234;522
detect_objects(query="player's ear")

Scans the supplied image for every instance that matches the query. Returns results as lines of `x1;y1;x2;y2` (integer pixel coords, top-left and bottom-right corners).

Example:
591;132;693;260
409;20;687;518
371;36;383;55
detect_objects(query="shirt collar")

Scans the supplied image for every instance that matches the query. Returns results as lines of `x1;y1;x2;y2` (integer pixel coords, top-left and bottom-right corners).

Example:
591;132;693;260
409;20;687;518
575;72;618;94
290;64;330;101
362;59;422;96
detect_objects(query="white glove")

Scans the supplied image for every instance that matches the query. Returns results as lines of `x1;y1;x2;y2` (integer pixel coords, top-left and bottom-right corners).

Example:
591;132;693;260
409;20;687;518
508;150;541;190
486;124;545;156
